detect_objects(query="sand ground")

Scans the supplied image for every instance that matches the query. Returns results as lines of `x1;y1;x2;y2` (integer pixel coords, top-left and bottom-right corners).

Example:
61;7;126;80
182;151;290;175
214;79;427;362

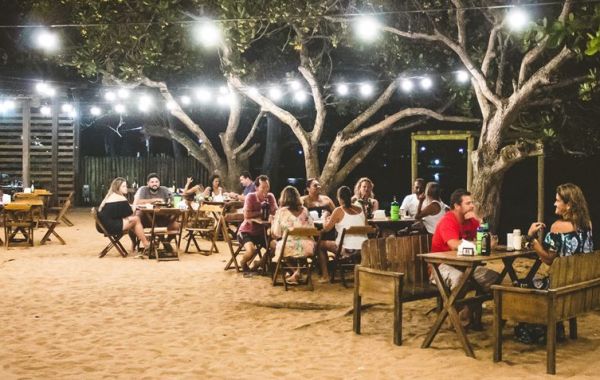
1;208;599;379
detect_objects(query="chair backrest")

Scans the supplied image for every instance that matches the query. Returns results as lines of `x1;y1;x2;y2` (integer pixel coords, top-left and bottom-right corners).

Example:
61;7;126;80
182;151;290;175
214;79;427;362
280;227;321;256
549;252;600;318
338;226;377;245
91;207;111;236
55;198;72;222
359;234;431;287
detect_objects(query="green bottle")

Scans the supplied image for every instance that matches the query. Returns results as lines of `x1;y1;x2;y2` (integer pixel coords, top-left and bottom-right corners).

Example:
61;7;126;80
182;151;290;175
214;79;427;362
390;196;400;221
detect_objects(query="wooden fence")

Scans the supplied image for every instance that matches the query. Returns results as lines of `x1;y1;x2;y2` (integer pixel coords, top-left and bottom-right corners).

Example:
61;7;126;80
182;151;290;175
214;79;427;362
81;155;209;205
0;99;75;206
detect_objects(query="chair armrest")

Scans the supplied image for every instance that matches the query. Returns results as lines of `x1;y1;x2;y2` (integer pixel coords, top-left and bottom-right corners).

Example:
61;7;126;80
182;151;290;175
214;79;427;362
491;284;548;296
357;265;403;279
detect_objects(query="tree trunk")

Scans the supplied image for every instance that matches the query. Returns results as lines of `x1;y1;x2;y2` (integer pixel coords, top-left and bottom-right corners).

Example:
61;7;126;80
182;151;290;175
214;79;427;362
261;114;284;189
470;157;506;233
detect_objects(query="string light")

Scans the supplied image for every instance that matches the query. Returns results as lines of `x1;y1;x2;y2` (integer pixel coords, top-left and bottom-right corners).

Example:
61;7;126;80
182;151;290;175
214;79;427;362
193;21;221;47
40;105;51;116
247;87;259;97
104;91;116;102
506;8;530;31
354;16;380;42
61;103;73;113
359;82;374;97
90;106;102;116
117;88;130;99
195;87;211;103
114;104;126;114
268;86;282;101
293;91;307;103
180;95;191;105
400;79;414;93
455;70;470;83
336;83;349;96
166;100;177;110
1;100;16;112
36;82;56;97
420;77;433;90
137;95;153;112
33;29;59;52
289;80;302;91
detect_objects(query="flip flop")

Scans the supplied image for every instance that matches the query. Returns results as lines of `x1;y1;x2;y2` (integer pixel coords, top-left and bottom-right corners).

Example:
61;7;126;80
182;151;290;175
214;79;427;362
285;276;299;285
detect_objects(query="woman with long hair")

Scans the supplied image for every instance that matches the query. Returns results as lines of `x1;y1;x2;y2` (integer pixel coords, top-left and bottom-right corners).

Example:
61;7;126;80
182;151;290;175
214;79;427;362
203;174;225;198
415;182;447;234
318;186;368;282
527;183;593;268
301;178;335;218
269;186;315;284
97;177;149;253
351;177;379;216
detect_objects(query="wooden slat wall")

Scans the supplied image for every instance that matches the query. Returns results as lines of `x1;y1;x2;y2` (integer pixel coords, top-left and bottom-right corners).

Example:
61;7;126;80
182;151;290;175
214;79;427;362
0;107;75;206
82;155;209;205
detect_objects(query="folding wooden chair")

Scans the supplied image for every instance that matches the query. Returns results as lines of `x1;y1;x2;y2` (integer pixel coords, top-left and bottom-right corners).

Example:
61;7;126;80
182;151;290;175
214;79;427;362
272;227;321;291
145;208;187;262
3;203;35;248
184;204;222;255
38;198;71;245
48;191;75;226
330;226;377;287
92;207;128;258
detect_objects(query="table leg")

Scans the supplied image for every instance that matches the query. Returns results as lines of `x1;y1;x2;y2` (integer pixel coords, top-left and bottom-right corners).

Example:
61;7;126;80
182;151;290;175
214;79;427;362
524;258;542;284
422;263;476;358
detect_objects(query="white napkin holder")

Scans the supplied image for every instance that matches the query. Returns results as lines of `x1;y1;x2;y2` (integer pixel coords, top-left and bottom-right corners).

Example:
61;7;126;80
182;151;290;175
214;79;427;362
457;240;476;256
372;210;386;220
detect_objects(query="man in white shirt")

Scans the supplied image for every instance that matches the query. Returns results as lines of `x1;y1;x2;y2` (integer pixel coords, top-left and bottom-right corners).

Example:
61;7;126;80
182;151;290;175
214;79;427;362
400;178;425;218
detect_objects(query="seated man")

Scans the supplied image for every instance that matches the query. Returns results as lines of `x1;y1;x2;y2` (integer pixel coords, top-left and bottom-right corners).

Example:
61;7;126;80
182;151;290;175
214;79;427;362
431;188;499;329
133;173;178;250
400;178;425;218
228;171;256;202
237;175;277;275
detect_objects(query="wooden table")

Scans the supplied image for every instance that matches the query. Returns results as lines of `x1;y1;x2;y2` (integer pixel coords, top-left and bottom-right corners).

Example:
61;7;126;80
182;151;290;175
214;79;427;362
418;248;541;358
3;203;35;247
138;207;185;260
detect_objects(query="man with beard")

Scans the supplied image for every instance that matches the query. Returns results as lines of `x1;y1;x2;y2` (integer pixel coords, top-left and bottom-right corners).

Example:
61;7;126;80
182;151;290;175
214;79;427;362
133;173;178;254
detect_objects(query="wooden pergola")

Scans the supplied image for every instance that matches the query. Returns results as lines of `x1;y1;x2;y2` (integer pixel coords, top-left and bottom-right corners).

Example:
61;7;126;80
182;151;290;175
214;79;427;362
410;130;545;221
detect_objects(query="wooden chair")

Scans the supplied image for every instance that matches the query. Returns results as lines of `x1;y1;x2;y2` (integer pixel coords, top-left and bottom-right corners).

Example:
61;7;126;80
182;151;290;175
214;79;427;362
3;203;35;248
492;252;600;375
330;226;377;287
144;208;187;261
353;234;438;345
272;227;321;291
184;204;223;255
38;198;71;245
92;207;128;258
48;191;75;226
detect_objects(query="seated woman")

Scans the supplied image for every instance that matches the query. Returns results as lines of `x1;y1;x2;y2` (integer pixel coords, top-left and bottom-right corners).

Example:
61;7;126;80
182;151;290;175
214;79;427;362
318;186;368;282
351;177;379;218
526;183;593;287
515;183;593;344
203;174;225;199
415;181;447;234
268;186;315;284
97;177;149;254
182;176;204;202
301;178;335;219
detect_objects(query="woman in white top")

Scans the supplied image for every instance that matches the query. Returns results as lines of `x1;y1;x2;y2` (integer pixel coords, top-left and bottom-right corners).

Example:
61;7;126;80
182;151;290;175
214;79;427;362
415;181;447;234
318;186;367;282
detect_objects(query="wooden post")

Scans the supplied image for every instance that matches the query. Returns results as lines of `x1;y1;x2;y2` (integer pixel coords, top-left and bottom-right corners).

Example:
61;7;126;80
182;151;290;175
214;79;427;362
411;135;417;185
22;98;31;187
537;154;545;223
73;97;81;206
51;99;59;206
467;136;475;190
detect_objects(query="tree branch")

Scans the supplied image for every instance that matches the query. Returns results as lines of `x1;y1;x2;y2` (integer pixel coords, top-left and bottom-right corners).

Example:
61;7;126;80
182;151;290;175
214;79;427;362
481;25;502;77
298;66;327;145
342;108;480;146
344;81;398;134
331;135;385;188
234;110;265;155
451;0;467;47
517;0;573;87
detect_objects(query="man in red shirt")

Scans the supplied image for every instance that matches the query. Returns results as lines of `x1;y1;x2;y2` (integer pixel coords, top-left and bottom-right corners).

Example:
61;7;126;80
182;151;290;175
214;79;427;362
431;188;499;328
237;175;278;275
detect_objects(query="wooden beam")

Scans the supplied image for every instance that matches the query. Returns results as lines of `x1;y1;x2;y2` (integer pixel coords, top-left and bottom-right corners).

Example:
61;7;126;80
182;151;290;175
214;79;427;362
537;155;545;222
21;99;31;187
411;134;417;185
51;100;59;206
467;136;475;190
73;97;81;205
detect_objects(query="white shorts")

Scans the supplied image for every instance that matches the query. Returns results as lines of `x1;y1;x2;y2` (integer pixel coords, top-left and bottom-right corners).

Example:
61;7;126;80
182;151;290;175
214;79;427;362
434;263;499;291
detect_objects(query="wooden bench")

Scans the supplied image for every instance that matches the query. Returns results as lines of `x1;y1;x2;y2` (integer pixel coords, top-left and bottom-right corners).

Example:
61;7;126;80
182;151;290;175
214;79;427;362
353;234;439;345
492;252;600;374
